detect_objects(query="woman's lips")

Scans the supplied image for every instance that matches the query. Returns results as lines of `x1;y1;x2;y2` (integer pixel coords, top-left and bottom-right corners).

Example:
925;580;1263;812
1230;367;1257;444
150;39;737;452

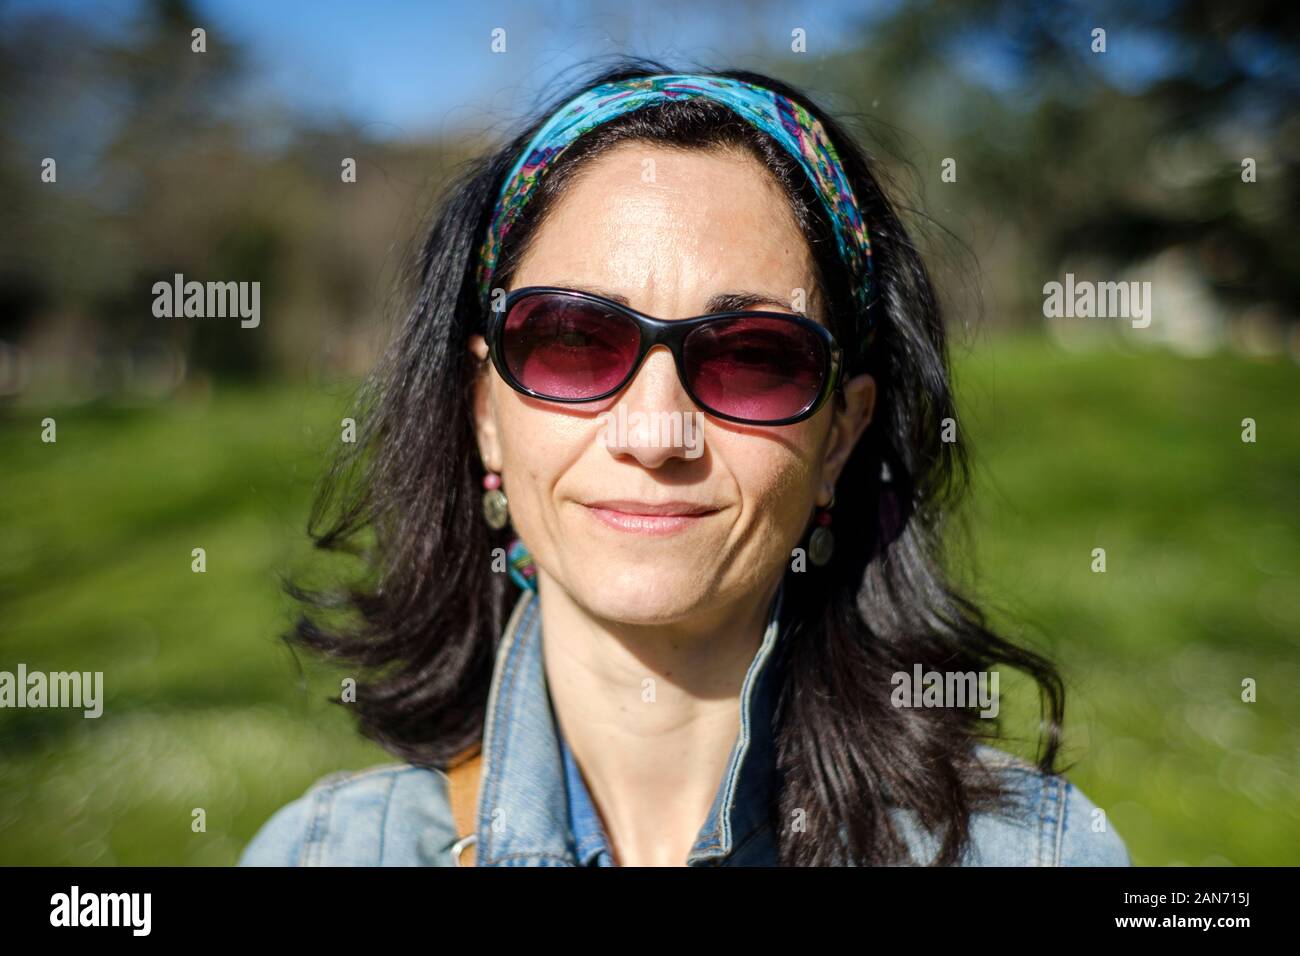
581;500;720;536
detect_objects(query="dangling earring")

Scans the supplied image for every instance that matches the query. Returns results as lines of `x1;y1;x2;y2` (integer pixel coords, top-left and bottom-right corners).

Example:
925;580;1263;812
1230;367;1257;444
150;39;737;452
808;490;835;567
482;471;509;530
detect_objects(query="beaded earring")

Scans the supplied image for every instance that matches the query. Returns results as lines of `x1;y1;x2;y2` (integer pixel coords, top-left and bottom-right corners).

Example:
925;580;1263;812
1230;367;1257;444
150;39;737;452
482;471;509;530
483;471;538;592
808;491;835;567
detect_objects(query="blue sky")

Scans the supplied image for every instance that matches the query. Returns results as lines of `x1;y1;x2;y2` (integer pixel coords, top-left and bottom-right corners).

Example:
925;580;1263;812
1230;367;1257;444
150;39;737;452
4;0;891;139
6;0;1254;142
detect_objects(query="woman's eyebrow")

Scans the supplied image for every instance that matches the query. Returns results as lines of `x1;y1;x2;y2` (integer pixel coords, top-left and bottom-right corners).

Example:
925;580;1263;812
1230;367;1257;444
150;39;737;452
554;282;806;317
704;291;805;316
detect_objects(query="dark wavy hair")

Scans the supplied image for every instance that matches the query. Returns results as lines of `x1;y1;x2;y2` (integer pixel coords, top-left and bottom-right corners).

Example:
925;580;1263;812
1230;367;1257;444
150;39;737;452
286;56;1066;866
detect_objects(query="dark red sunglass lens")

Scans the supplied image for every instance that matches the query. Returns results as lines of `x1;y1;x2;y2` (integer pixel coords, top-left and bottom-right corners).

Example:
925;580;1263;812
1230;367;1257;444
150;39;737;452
683;317;826;422
502;294;640;399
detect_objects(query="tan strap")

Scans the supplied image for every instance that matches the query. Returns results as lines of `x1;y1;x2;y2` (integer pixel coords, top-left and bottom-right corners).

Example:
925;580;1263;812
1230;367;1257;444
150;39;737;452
447;747;483;866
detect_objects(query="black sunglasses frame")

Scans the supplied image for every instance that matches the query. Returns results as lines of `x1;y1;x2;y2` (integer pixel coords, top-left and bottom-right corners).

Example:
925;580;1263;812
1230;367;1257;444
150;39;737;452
485;286;845;426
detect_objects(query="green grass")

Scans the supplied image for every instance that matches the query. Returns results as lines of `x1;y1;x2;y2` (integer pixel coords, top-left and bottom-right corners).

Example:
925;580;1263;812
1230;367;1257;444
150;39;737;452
952;334;1300;865
0;384;389;865
1;333;1297;865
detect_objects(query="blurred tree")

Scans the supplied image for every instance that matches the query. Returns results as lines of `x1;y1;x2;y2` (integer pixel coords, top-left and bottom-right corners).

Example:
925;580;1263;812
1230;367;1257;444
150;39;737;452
786;0;1298;333
2;0;1295;398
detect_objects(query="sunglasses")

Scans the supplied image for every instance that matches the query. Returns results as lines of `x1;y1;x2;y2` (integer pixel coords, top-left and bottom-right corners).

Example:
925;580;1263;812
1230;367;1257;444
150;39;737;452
484;286;845;426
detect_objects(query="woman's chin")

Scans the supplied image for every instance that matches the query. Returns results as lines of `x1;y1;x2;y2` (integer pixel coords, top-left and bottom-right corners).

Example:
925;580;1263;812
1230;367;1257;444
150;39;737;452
560;560;717;625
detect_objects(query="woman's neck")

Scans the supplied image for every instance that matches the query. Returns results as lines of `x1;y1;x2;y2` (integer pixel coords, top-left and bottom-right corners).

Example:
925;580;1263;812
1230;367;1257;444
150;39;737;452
535;573;780;866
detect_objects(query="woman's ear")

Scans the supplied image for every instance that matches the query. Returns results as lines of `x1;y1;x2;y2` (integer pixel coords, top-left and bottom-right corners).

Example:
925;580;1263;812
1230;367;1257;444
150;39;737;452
818;372;876;507
469;335;503;472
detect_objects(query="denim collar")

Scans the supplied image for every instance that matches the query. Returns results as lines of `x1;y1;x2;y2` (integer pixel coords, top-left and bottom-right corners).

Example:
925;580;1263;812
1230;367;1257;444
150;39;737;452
559;729;613;865
474;580;787;867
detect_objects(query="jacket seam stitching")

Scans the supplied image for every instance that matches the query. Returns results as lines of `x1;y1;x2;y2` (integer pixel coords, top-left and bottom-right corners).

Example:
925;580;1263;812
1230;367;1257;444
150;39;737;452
491;851;573;864
480;597;533;863
482;612;526;860
1037;774;1065;866
302;781;334;866
1035;774;1049;866
297;764;419;865
376;770;398;865
1054;778;1071;866
320;762;415;785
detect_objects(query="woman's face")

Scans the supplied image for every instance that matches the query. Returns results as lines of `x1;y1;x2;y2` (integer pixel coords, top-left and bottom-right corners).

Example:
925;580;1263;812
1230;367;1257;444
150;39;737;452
470;142;875;624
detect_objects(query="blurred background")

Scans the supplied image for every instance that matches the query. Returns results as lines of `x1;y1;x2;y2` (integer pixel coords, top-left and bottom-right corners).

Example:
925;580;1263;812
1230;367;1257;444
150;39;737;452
1;0;1297;865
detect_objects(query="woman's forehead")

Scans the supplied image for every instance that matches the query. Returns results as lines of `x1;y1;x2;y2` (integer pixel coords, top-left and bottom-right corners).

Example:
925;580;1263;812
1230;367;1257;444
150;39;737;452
512;144;820;315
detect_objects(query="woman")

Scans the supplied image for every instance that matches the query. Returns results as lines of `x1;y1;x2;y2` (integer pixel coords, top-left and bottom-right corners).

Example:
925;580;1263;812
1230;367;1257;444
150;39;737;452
239;61;1131;867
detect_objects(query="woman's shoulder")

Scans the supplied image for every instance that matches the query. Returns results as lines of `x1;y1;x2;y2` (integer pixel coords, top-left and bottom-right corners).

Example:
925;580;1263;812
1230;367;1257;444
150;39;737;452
237;762;456;866
236;745;1132;867
961;743;1132;866
890;744;1131;866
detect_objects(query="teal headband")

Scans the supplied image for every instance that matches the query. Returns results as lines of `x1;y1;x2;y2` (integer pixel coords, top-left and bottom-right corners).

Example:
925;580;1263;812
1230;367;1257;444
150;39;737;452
476;73;875;351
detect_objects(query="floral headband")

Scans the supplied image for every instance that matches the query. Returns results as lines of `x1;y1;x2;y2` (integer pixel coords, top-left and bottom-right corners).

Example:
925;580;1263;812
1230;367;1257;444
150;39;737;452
475;73;876;352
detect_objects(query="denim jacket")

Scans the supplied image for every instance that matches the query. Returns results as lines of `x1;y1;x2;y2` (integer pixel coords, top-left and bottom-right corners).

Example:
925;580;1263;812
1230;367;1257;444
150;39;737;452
239;583;1131;867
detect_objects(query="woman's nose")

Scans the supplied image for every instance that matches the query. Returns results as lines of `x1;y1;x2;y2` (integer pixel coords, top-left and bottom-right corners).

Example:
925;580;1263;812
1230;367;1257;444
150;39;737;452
598;345;705;466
